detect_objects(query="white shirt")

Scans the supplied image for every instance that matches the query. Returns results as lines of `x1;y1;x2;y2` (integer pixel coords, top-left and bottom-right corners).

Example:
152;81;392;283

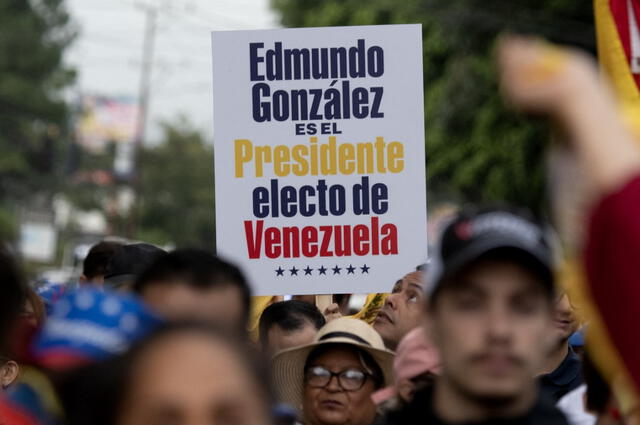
556;384;596;425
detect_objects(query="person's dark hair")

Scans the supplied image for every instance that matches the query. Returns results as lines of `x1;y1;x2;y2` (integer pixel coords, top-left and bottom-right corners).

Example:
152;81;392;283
429;247;556;308
58;321;273;425
304;344;384;389
83;241;123;280
0;247;27;354
133;249;251;327
258;300;325;349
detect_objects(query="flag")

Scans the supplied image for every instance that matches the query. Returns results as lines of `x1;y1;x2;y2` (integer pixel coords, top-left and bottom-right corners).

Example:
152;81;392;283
595;0;640;134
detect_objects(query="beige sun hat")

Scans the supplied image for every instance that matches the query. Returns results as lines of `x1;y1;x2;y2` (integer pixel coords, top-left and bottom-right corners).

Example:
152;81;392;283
271;317;395;410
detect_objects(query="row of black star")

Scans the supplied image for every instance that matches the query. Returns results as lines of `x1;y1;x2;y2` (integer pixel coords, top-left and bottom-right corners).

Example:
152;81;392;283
275;264;370;276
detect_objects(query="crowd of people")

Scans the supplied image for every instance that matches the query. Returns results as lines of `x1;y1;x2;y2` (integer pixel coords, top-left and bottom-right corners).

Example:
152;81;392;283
0;35;639;425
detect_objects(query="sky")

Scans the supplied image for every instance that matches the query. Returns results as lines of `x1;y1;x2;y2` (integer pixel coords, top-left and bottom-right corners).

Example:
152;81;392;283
65;0;280;143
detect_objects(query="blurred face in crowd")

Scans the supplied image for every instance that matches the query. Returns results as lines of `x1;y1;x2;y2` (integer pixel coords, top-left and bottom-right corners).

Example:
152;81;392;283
117;331;270;425
373;271;425;350
553;293;579;345
303;345;378;425
140;281;244;331
266;322;317;354
429;258;553;405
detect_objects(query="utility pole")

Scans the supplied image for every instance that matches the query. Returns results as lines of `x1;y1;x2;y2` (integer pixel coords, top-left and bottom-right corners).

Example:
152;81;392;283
125;4;157;239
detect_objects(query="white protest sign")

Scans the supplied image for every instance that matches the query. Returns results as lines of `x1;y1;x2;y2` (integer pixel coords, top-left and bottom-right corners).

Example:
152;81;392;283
212;25;427;295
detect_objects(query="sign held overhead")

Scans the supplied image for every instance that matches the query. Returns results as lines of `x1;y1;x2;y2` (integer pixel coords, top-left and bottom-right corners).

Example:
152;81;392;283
212;25;427;295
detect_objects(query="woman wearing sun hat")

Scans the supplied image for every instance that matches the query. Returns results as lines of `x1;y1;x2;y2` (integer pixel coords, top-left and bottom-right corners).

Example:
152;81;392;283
272;317;394;425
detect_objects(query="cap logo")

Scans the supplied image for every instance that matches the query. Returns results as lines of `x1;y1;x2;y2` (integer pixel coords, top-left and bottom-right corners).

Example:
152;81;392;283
470;212;541;244
454;222;473;240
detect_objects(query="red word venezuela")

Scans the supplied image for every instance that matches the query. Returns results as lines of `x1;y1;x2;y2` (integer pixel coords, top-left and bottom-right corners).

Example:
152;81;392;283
244;216;398;259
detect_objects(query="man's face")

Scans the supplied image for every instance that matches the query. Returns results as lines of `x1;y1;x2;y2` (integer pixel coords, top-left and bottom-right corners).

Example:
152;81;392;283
373;271;425;350
430;259;553;403
552;294;579;344
266;322;317;354
141;282;245;331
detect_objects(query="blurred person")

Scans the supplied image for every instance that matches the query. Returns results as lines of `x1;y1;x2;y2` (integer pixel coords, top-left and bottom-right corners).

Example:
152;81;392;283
27;288;161;369
498;37;640;397
80;241;123;286
373;270;426;350
272;317;394;425
133;249;251;333
248;296;284;342
259;300;325;354
384;209;568;424
540;292;583;402
60;322;274;425
0;287;161;424
104;243;167;291
372;326;440;409
9;287;47;362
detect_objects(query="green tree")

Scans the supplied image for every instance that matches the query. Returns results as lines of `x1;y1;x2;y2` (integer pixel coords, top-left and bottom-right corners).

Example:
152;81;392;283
135;120;215;249
271;0;594;214
0;0;75;235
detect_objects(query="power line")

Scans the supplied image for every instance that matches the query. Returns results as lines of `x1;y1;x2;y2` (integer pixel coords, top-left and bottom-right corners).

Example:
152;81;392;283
162;0;266;30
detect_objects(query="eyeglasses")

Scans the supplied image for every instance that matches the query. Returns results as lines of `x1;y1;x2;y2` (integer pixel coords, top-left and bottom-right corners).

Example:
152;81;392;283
304;366;370;391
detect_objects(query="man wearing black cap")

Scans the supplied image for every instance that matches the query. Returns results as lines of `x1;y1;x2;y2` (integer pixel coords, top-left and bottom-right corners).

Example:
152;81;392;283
383;209;568;425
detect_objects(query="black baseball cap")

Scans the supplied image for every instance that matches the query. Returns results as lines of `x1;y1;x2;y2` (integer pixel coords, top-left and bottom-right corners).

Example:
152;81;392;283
104;243;167;289
426;208;556;297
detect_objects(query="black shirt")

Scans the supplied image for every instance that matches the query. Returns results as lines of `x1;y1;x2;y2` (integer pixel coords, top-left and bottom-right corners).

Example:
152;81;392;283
538;346;583;403
380;386;569;425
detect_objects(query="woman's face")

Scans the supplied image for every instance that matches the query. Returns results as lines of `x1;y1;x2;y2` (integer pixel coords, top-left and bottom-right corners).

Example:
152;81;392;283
117;333;271;425
302;346;378;425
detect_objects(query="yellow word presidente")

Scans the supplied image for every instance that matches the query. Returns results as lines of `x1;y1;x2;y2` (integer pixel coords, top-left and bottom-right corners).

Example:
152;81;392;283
234;136;404;178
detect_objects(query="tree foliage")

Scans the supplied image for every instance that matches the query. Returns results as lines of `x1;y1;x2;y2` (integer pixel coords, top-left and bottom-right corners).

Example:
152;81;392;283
135;120;215;249
271;0;594;214
0;0;75;231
